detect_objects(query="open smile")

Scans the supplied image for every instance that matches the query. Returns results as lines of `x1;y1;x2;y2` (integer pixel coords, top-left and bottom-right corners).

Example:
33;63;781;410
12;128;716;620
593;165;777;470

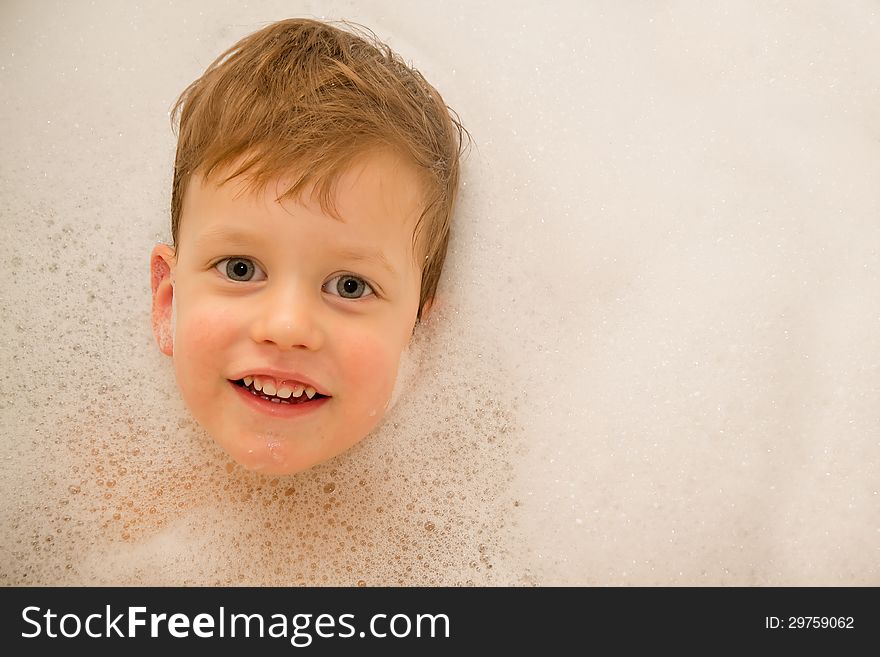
229;379;330;417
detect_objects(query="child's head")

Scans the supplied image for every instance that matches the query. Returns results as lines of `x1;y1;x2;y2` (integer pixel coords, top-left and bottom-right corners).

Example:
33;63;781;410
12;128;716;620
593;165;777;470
150;18;467;475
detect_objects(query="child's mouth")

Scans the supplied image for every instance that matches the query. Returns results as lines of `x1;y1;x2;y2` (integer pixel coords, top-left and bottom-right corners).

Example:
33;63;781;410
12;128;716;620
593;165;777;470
231;378;328;405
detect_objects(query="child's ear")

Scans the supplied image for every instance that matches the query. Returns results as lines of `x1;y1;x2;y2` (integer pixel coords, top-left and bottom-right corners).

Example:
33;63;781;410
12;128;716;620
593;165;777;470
150;243;176;356
419;295;440;322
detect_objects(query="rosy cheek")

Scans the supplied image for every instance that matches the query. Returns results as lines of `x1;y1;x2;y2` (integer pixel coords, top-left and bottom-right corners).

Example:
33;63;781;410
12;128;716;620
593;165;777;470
174;303;242;377
181;302;238;342
339;331;398;393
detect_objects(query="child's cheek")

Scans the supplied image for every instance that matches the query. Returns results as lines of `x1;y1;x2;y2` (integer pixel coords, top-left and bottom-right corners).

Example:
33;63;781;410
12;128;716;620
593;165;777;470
340;331;400;412
174;300;239;378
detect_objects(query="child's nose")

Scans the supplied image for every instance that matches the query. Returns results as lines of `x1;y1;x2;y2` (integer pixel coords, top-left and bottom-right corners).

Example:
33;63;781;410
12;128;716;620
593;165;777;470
250;283;324;351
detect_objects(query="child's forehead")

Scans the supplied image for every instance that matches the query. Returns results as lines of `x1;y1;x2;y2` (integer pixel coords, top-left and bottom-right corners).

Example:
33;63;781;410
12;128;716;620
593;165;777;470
194;148;426;227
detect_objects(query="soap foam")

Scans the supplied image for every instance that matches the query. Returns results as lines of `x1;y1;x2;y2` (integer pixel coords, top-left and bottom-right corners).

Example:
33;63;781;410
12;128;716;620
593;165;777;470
1;0;878;587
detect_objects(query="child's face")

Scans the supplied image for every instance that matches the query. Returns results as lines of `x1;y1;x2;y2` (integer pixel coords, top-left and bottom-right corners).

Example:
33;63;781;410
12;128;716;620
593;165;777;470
151;151;425;474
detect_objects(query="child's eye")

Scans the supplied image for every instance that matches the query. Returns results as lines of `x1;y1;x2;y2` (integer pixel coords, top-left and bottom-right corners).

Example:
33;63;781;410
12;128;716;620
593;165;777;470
214;259;373;299
215;257;266;282
324;274;375;300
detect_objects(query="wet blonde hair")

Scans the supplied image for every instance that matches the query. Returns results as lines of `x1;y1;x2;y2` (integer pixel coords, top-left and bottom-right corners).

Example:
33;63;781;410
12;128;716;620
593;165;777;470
169;18;468;321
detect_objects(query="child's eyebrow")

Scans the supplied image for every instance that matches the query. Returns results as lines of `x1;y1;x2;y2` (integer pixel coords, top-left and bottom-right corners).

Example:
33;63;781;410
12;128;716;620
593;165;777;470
194;227;260;250
334;248;397;276
194;228;397;276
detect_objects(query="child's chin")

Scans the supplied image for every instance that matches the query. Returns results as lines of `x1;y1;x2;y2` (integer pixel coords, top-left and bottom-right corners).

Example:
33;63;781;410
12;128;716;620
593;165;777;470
216;436;324;476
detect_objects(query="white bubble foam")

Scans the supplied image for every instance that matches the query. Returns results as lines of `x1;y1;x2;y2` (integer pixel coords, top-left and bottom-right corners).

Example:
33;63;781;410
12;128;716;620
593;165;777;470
1;0;878;587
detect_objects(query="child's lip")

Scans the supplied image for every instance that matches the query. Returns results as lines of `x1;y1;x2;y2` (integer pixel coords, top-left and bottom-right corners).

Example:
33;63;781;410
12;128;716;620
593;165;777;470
227;369;330;396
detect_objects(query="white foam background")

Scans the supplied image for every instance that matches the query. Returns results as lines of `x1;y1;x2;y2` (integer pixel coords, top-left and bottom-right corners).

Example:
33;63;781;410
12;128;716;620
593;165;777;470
1;0;878;585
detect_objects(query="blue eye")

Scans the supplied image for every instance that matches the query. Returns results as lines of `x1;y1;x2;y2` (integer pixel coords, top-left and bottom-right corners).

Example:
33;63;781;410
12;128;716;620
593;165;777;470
215;258;265;282
325;274;374;300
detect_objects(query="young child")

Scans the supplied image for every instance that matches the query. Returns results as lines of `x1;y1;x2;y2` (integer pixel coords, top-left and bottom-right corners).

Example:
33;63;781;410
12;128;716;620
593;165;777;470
150;18;466;475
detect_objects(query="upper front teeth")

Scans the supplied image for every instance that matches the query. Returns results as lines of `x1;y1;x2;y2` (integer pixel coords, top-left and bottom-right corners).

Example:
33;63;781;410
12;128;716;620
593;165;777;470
277;384;306;399
242;375;316;399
